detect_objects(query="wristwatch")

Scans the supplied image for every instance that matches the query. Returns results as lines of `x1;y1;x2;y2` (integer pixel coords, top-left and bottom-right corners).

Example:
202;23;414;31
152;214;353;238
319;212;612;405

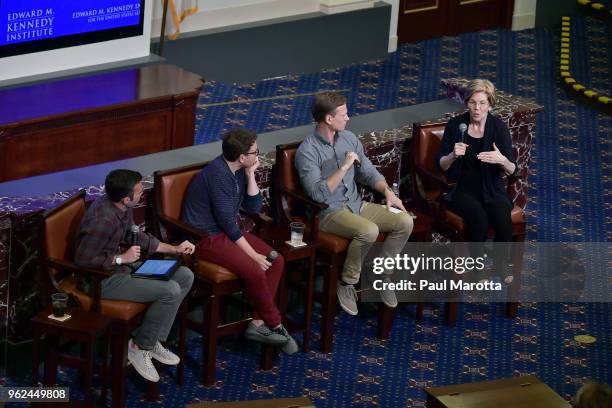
115;255;123;265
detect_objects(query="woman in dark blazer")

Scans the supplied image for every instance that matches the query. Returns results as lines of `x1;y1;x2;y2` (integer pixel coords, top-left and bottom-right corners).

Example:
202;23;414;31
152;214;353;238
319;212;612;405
437;79;518;282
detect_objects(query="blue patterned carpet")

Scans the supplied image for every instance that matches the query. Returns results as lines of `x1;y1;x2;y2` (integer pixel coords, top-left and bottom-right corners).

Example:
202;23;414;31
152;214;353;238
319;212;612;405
7;16;611;408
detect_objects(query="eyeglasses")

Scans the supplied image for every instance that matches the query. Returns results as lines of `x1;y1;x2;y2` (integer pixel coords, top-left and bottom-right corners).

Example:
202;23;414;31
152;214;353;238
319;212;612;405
245;149;259;156
467;100;489;108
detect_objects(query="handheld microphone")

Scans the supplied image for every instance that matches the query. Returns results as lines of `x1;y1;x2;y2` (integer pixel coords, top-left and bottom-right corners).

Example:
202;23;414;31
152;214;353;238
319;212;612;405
346;152;361;169
266;250;279;263
459;123;467;144
130;225;140;246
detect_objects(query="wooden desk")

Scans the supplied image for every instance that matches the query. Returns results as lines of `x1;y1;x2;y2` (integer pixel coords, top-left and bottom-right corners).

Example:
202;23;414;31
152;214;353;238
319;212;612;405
0;64;202;182
425;375;571;408
186;397;315;407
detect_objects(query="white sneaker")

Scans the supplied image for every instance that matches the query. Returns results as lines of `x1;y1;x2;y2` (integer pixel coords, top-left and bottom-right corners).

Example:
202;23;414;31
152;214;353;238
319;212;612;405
127;339;160;382
337;281;358;315
150;341;180;365
379;276;398;308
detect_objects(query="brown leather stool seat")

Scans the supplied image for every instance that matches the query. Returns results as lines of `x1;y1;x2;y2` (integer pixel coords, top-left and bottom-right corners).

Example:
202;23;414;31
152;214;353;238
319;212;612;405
59;277;148;321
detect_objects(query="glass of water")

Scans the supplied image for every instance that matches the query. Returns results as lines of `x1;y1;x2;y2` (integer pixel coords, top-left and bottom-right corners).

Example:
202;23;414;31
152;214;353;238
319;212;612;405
290;222;305;246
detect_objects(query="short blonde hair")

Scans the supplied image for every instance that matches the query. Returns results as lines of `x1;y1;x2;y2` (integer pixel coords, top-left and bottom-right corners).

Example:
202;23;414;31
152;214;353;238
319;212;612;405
465;79;497;108
575;382;612;408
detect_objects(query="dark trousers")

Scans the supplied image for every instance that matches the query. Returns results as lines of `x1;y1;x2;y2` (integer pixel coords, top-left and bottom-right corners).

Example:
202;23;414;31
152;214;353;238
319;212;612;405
449;191;513;242
449;192;513;270
196;232;284;328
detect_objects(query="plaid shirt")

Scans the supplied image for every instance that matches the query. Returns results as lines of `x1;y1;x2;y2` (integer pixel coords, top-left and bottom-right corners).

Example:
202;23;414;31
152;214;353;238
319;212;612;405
74;195;160;274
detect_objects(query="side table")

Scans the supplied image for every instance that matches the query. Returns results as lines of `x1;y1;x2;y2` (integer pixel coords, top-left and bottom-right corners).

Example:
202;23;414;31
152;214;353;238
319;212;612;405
260;226;319;352
31;307;113;405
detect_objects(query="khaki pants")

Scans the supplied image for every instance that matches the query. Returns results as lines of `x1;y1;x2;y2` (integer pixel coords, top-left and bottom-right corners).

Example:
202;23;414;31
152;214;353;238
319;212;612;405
319;202;413;285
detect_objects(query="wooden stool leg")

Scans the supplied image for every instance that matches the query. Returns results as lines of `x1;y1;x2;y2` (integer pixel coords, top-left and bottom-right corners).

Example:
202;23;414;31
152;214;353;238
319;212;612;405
202;294;220;386
260;346;275;370
83;340;94;404
416;303;424;322
445;302;458;326
506;302;519;318
43;337;58;386
303;252;316;352
178;300;187;385
377;305;394;339
145;380;160;401
31;328;41;386
111;334;127;408
321;264;338;353
100;333;110;405
506;237;523;319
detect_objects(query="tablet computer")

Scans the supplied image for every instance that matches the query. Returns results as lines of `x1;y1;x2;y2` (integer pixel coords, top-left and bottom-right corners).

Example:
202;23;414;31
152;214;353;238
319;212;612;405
131;259;180;280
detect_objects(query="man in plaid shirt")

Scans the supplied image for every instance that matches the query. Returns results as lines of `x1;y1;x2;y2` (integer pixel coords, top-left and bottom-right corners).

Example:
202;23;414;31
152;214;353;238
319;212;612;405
74;169;195;383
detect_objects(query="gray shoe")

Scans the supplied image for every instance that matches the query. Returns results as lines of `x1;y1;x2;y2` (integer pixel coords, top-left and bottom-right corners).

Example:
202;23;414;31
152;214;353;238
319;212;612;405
379;276;398;308
337;281;358;315
127;339;160;382
150;341;180;366
245;321;288;345
274;325;299;355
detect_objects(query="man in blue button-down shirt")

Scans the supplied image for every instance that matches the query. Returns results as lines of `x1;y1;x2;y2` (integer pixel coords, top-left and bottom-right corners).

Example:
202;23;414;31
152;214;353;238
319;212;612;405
295;92;414;316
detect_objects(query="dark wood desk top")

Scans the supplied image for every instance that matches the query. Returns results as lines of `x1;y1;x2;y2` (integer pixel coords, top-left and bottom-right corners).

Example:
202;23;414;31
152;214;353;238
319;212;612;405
0;64;202;127
426;375;571;408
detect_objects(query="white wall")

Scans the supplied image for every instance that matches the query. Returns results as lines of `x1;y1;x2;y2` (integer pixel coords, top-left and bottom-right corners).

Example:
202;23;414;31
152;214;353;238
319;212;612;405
0;0;154;82
512;0;537;31
151;0;320;38
382;0;398;52
152;0;398;51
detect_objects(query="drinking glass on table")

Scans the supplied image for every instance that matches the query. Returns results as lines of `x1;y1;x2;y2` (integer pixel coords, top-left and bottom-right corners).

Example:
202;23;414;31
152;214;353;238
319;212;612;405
51;293;68;318
290;222;305;246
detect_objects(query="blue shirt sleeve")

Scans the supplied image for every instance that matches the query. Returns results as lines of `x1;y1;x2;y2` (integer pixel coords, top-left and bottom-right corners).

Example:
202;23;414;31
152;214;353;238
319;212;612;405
242;172;263;215
208;176;243;242
295;144;332;203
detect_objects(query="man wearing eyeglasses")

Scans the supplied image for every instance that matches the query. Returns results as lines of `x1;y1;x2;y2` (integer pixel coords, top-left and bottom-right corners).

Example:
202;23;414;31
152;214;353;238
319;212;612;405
295;92;414;316
182;128;298;353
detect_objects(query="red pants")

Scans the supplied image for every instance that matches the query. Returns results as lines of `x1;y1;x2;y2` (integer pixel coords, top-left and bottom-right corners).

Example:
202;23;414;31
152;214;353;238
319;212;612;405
196;232;284;327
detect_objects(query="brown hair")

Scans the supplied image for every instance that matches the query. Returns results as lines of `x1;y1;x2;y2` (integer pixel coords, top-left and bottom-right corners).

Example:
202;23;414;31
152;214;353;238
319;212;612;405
312;92;347;123
465;78;497;107
575;382;612;408
222;128;257;161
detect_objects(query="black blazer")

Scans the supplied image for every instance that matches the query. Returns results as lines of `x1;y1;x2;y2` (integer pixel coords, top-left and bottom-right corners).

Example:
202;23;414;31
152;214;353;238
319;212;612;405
436;111;518;205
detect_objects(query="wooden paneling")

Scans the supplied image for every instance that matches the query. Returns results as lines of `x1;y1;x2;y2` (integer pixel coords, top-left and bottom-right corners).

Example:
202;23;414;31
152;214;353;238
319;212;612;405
398;0;450;43
3;111;173;180
398;0;514;43
447;0;514;35
0;64;203;182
